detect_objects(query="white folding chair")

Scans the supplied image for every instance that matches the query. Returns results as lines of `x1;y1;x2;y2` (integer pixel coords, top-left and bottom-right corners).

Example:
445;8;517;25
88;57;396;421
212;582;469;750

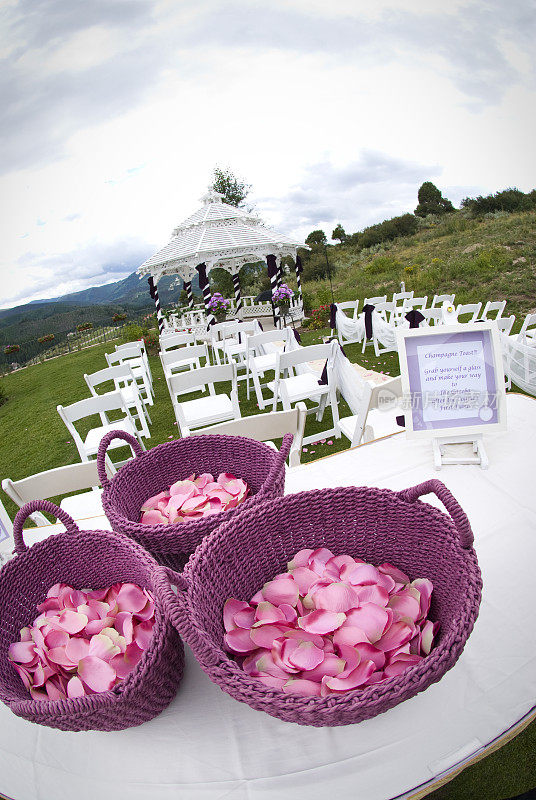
168;362;241;437
496;315;515;336
115;340;153;385
392;291;414;304
336;300;360;321
221;321;260;370
480;300;506;321
340;376;405;446
421;308;443;326
210;321;241;365
57;392;145;467
456;303;482;323
84;364;151;439
517;314;536;345
2;460;114;527
159;332;197;351
107;347;153;406
431;294;455;309
364;296;388;318
376;300;397;326
403;296;428;313
160;343;208;389
199;403;307;467
246;329;290;409
270;340;340;445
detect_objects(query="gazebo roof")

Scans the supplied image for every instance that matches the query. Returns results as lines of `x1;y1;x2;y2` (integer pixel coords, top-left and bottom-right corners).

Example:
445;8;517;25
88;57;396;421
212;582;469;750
137;190;306;280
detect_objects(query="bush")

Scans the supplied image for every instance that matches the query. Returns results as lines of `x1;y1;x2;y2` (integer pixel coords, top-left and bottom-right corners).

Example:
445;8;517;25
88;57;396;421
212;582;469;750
461;187;535;216
121;323;144;344
143;332;159;354
112;313;127;323
364;255;401;275
37;333;55;344
358;213;419;249
77;322;93;332
3;344;20;354
306;305;331;330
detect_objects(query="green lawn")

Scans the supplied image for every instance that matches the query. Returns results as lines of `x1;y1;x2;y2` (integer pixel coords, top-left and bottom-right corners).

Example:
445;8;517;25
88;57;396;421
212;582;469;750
0;332;534;799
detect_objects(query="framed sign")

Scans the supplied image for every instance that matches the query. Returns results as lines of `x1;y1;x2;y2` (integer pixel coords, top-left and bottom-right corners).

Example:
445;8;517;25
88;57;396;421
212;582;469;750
396;322;506;441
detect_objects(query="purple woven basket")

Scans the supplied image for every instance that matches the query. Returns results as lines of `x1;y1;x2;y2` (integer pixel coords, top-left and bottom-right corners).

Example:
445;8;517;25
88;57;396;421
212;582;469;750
155;479;482;727
0;501;184;732
98;430;293;571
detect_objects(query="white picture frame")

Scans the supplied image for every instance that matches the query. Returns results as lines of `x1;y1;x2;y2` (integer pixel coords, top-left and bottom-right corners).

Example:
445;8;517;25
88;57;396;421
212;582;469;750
396;322;507;441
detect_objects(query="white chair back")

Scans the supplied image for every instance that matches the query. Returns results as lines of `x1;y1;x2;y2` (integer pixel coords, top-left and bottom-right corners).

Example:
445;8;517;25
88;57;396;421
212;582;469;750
431;294;455;308
168;362;240;436
392;291;414;304
403;296;428;312
159;332;196;351
364;295;387;307
337;300;360;320
496;315;515;336
517;313;536;344
160;343;208;373
480;300;506;321
200;403;307;467
455;302;482;323
422;308;443;326
84;364;135;395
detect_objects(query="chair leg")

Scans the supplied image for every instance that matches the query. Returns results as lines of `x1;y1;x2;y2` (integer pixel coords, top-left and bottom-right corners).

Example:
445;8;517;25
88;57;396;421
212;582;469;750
253;370;266;410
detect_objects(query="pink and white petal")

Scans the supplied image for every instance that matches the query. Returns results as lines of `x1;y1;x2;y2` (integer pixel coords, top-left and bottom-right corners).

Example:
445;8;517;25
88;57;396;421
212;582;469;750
53;610;88;635
355;585;389;607
298;610;346;635
88;634;120;662
19;627;32;642
336;644;361;678
110;642;144;679
289;567;321;595
115;611;134;643
411;579;434;619
324;659;376;691
388;592;421;624
224;627;257;654
383;654;422;678
354;642;386;671
140;490;170;512
287;549;314;570
255;652;291;678
378;563;410;584
283;679;322;696
141;509;169;525
345;605;390;644
134;620;154;650
45;677;67;701
262;577;299;607
67;675;86;698
249;590;265;606
376;622;414;652
8;641;37;664
347;563;381;586
420;620;439;655
193;473;214;489
312;582;361;613
256;674;287;691
376;572;396;594
281;629;325;648
253;601;286;626
84;616;115;636
64;637;91;664
134;598;155;622
307;548;335;575
301;653;346;682
43;629;69;649
12;663;33;690
249;624;289;650
116;583;148;614
333;625;371;649
223;598;251;632
278;604;298;624
233;607;256;629
364;670;386;686
287;641;325;671
78;656;116;692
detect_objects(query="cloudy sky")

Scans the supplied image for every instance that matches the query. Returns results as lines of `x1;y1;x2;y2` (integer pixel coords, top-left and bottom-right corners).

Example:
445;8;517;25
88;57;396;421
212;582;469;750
1;0;535;308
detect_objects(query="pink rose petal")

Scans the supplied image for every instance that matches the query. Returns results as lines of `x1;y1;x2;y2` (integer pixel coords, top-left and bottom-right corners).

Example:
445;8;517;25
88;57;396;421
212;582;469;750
249;623;288;650
223;599;250;632
323;659;375;692
256;674;287;690
224;627;257;654
8;641;37;664
287;549;314;569
67;676;86;698
312;582;362;613
288;640;325;671
116;583;148;614
298;610;346;635
301;653;346;682
263;577;299;607
78;656;116;692
253;601;286;626
134;620;154;650
283;679;322;696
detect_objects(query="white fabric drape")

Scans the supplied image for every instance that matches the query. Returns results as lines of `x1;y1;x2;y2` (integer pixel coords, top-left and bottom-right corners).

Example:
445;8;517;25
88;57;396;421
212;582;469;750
335;306;398;349
500;333;536;396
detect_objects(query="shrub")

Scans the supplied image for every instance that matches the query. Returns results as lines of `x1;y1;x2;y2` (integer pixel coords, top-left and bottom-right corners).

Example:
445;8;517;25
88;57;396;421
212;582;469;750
364;255;401;275
3;344;20;354
77;322;93;332
143;332;159;354
461;187;535;216
305;305;331;330
121;323;144;344
112;313;127;323
37;333;55;344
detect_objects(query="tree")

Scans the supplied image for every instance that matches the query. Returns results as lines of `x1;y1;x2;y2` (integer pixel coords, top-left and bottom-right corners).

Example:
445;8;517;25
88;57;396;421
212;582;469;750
414;181;454;217
305;229;327;247
211;166;251;207
332;223;347;243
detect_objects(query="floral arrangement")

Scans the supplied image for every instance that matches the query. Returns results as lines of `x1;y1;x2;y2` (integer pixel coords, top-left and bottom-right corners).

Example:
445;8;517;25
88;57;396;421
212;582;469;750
8;582;155;701
272;284;294;305
112;313;127;323
143;333;158;354
37;334;55;344
224;547;437;696
3;344;20;354
207;293;230;317
77;322;93;332
140;472;249;524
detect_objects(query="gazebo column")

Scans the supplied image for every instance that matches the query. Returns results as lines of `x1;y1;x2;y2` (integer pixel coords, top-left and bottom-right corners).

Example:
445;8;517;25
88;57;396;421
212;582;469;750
196;262;216;327
266;254;280;327
294;254;304;306
276;255;284;289
232;270;243;314
148;276;165;334
182;280;195;310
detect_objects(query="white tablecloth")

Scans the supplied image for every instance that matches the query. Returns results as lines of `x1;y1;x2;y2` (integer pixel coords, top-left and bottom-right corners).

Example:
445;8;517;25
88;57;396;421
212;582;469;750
1;393;535;800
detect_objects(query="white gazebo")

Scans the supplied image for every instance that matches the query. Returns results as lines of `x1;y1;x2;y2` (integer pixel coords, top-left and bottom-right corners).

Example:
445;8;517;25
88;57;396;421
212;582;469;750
137;191;308;332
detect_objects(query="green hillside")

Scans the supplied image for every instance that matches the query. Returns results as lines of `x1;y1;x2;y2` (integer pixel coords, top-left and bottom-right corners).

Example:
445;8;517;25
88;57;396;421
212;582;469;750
300;210;536;320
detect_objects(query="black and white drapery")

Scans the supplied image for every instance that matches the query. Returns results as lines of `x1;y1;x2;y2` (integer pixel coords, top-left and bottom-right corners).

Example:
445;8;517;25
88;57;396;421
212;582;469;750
148;276;164;334
182;280;195;310
276;256;284;290
196;262;216;328
232;272;243;312
266;254;279;327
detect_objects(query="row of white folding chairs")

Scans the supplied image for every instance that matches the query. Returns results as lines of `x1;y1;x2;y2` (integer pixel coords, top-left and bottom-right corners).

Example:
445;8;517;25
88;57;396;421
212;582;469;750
1;404;309;540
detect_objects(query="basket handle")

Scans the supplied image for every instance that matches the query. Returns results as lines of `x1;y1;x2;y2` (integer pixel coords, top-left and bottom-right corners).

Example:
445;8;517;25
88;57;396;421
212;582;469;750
397;479;474;549
154;565;192;638
13;500;79;555
259;433;293;497
97;430;144;488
